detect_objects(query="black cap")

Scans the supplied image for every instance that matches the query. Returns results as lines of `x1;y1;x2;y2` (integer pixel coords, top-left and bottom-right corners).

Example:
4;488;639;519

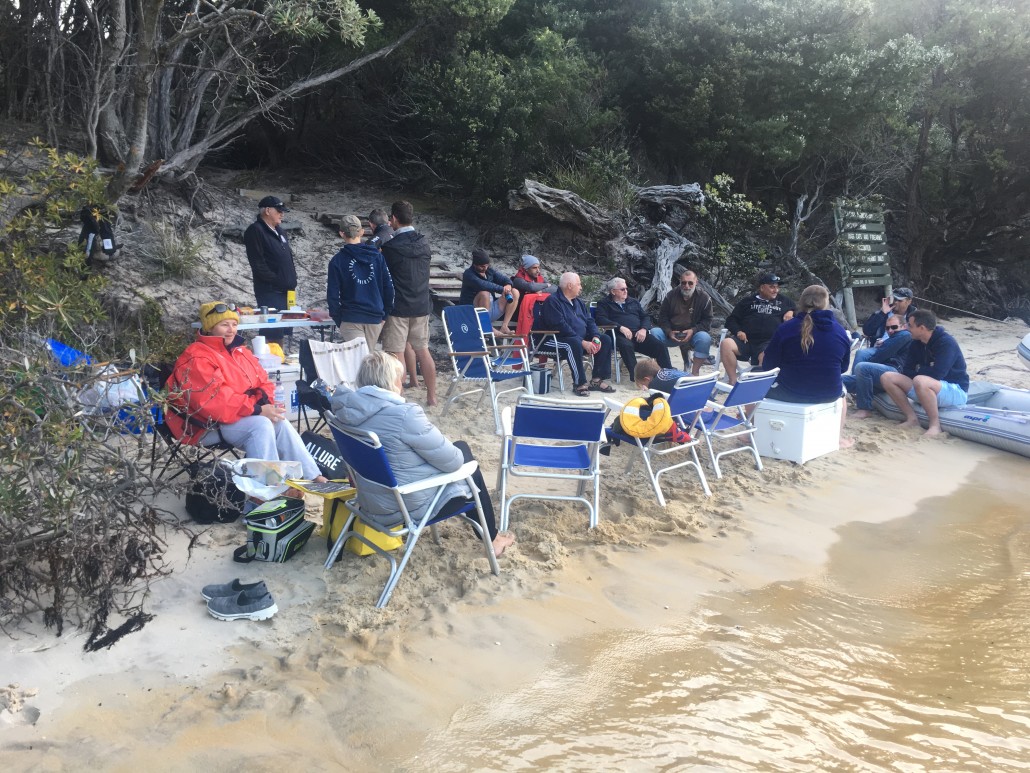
758;272;781;285
892;287;913;300
472;248;490;266
257;195;289;212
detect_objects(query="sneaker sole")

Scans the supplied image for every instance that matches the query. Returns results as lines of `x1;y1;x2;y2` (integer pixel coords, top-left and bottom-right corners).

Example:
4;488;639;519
207;602;278;622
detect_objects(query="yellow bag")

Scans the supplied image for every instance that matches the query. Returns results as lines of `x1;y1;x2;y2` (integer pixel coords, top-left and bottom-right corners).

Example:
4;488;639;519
322;497;403;557
619;393;675;438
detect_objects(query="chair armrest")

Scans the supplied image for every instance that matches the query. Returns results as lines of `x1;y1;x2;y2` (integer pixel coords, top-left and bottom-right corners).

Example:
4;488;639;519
447;350;490;358
602;396;624;412
501;406;514;436
394;460;479;495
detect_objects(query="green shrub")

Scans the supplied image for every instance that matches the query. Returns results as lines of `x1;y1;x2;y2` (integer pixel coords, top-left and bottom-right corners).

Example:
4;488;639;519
138;222;206;279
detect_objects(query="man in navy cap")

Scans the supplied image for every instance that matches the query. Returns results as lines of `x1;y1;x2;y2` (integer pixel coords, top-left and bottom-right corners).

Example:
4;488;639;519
719;271;795;384
244;195;297;350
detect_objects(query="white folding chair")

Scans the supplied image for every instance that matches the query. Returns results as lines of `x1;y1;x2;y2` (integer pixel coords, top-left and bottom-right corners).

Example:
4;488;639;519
308;338;369;392
697;368;778;478
605;373;718;505
499;395;607;530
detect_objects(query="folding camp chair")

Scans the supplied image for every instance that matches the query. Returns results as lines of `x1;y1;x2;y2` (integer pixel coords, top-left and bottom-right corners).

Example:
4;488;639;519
295;338;331;433
588;301;622;383
308;338;368;392
151;408;240;481
605;373;718;505
442;305;531;435
526;295;568;392
697;367;778;479
498;395;607;530
324;413;500;609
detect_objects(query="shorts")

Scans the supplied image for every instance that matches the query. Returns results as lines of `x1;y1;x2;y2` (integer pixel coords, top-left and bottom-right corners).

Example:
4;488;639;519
381;315;430;352
339;321;384;353
907;381;968;408
489;298;504;321
728;336;768;365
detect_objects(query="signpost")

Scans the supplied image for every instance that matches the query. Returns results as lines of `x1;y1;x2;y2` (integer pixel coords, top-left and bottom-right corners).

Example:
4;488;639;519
834;199;891;328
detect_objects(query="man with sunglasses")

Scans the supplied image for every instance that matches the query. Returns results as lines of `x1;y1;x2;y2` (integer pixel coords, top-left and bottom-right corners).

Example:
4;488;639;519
244;196;297;352
652;269;714;375
845;313;912;419
861;287;917;346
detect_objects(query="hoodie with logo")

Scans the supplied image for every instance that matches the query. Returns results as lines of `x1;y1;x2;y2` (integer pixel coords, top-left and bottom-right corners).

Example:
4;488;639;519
327;242;395;326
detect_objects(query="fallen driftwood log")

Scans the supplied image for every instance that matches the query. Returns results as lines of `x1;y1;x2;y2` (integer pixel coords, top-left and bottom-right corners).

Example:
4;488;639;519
507;179;617;237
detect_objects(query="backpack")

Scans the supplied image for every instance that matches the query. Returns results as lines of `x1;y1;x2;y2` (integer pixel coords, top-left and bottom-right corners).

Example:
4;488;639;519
234;497;314;563
185;461;245;524
618;393;676;438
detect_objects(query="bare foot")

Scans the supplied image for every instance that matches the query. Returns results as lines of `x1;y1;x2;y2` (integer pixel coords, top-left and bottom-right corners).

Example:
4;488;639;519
426;396;439;408
499;325;513;336
851;409;873;419
899;418;921;429
492;531;516;557
313;475;329;483
839;436;856;449
924;425;947;438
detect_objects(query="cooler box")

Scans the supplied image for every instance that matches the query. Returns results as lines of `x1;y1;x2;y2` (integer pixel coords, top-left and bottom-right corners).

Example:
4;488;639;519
529;363;552;394
262;362;301;421
752;397;842;464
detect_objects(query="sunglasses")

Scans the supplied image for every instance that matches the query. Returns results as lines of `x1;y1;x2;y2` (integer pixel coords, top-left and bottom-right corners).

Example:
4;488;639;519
204;303;238;317
680;280;696;287
886;324;901;330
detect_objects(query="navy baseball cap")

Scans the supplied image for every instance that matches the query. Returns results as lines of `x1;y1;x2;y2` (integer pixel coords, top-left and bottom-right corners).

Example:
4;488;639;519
258;196;289;212
758;272;781;285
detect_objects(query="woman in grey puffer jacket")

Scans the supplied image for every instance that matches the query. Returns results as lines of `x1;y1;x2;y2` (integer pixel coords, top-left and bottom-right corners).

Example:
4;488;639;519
330;352;515;557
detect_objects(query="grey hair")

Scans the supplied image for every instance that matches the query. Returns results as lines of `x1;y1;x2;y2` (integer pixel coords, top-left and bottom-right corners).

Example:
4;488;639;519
559;271;579;290
604;277;627;295
358;351;405;392
368;208;389;226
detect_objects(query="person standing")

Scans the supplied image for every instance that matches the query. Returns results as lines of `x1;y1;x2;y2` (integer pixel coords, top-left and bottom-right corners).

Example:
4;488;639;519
367;208;394;248
380;200;438;406
652;269;714;375
327;215;395;353
244;196;296;354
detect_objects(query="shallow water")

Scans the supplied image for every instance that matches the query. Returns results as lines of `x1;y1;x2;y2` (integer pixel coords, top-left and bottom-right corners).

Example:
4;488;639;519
407;455;1030;771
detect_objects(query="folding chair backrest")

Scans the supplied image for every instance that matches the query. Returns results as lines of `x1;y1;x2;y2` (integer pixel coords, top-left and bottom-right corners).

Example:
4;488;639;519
476;307;494;342
328;421;398;488
517;293;549;337
512;400;606;442
723;368;779;410
309;338;369;390
667;374;719;417
442;305;490;379
298;338;319;384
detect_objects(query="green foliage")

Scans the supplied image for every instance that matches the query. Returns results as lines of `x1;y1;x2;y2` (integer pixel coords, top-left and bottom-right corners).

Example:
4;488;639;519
137;222;206;280
268;0;381;44
0;140;109;341
407;26;620;197
548;144;637;211
695;175;777;289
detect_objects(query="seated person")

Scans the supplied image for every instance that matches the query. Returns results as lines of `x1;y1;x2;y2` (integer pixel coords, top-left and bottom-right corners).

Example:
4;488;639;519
651;269;714;375
165;301;326;481
720;272;795;385
880;309;968;437
329;352;515;557
535;271;615;396
760;285;854;448
634;358;689;393
861;287;916;347
458;248;520;335
595;277;672;375
844;312;912;419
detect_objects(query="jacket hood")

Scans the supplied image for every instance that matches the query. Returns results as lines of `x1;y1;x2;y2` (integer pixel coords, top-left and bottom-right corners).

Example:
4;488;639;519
802;308;836;330
330;385;406;425
342;242;382;266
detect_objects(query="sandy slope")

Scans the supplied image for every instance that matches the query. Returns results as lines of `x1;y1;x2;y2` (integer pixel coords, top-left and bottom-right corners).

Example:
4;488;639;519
2;313;1027;769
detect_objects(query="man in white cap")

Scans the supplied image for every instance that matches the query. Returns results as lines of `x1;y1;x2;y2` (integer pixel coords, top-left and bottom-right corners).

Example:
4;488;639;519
327;215;395;353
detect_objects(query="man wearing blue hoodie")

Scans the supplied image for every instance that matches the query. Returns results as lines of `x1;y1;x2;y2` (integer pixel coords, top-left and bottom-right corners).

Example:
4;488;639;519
327;214;395;353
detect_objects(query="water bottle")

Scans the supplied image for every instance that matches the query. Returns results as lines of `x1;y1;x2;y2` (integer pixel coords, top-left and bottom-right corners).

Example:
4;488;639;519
311;378;333;398
274;379;287;414
505;292;514;303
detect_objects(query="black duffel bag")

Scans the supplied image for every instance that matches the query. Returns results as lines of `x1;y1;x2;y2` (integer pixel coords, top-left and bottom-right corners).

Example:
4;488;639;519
185;460;245;524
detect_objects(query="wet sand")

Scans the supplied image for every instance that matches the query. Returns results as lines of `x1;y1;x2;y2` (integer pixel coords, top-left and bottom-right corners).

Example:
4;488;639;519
2;317;1028;770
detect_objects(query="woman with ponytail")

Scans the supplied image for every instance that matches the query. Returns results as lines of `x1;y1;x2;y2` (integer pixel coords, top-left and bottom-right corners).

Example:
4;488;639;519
760;284;854;447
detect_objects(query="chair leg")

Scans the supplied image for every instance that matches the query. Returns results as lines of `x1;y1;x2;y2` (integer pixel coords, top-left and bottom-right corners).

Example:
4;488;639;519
324;512;358;568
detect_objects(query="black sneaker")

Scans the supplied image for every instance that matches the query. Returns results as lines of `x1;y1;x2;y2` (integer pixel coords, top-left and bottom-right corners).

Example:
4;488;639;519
200;578;267;601
206;589;278;621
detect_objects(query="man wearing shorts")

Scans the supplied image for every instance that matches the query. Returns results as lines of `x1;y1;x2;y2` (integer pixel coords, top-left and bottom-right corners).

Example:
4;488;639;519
380;201;438;405
458;248;520;334
326;214;394;353
880;309;968;437
720;272;795;384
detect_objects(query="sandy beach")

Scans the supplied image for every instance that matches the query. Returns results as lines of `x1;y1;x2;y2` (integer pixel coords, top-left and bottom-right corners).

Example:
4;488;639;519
3;315;1029;770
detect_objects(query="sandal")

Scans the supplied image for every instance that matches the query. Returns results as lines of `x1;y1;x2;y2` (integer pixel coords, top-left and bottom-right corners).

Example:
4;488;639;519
573;384;592;397
589;379;616;393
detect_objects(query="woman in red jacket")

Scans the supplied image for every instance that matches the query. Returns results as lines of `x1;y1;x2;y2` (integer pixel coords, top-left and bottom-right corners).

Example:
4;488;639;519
165;301;325;480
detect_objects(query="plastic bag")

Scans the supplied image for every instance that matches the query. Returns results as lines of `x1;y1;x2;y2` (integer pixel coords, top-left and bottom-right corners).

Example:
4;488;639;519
77;365;145;413
229;458;304;501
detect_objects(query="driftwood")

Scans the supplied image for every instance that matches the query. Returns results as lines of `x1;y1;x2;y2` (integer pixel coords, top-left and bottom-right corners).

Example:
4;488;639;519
634;183;704;209
507;179;617;237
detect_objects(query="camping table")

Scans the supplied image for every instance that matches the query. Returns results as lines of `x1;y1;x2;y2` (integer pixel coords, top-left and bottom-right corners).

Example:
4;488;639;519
190;319;336;350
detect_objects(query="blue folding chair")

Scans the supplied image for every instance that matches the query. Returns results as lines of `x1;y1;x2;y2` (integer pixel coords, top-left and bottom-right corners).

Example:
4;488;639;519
324;413;500;608
697;368;778;478
498;395;607;530
605;373;718;505
442;305;531;435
